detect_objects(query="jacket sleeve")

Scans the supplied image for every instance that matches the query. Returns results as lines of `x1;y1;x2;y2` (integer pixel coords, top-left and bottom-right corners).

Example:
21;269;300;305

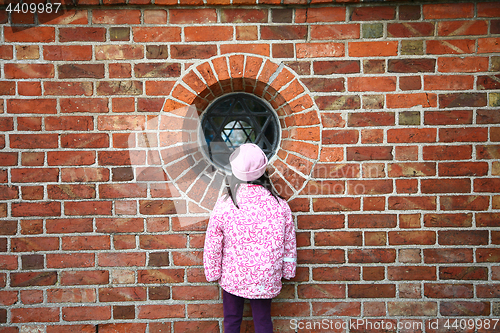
282;202;297;280
203;198;224;282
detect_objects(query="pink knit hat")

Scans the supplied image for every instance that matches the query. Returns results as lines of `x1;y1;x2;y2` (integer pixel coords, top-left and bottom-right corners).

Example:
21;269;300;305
229;143;268;182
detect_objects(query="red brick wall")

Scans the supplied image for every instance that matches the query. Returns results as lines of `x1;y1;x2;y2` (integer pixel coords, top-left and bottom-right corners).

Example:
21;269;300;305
1;1;500;332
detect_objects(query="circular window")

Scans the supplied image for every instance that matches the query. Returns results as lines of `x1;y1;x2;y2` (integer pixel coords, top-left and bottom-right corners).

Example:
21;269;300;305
201;93;280;171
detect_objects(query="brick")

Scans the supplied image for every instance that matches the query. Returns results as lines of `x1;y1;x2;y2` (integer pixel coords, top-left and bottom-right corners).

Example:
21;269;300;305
63;306;111;322
132;27;181;43
423;3;474;19
348;77;396;92
313;60;360;75
424;110;472;125
261;25;307;40
140;235;187;249
43;45;92;61
348;249;395;263
221;9;267;23
59;27;106;42
423;145;472;160
387;301;437;316
61;168;109;183
99;252;146;267
47;253;94;269
477;213;500;227
349;41;398;57
311;24;360;40
11;271;57;287
58;64;105;79
439;230;488;246
424;75;474;91
171;45;217;59
475;178;500;193
427;39;475;55
388;22;434;37
348;284;395;298
399;76;421;91
421;178;470;194
297;214;344;230
11;307;59;323
0;81;15;95
0;221;17;236
138;269;183;284
12;202;61;217
296;7;345;23
478;74;500;90
96;45;143;60
315;231;362;247
388;266;437;281
61;270;109;286
185;26;233;42
424;213;472;228
386;93;437;108
4;63;54;79
62;236;110;251
476;284;500;298
440;195;489;211
348;214;396;228
477;145;500;159
425;283;473;298
0;255;18;270
96;219;143;235
135;63;180;79
424;248;474;263
440;302;490;316
351;5;395;20
347;179;392;195
64;201;112;216
389;231;436;245
296;43;344;58
298;249;345;264
138;305;184;319
388;196;436;211
477;248;500;262
322;129;358;144
47;151;95;166
302;78;344;93
60;98;108;113
99;287;147;302
312;197;360;212
92;10;141;24
170;9;217;24
478;2;500;17
347;146;393;161
0;45;13;60
4;26;55;42
438;56;489;73
388;162;436;178
312;267;360;282
312;302;360;317
388;128;436;143
438;20;488;36
44;81;93;96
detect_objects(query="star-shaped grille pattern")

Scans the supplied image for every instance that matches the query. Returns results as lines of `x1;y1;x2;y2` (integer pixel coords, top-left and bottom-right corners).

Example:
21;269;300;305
202;94;280;170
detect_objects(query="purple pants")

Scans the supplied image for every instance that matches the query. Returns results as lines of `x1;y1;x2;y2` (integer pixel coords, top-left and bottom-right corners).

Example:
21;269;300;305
222;289;273;333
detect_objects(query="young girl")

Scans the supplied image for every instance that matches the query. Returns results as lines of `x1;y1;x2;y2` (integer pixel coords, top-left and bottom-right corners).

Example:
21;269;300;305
203;143;297;333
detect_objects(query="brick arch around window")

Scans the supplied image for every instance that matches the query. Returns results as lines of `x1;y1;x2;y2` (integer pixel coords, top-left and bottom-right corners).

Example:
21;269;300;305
158;54;322;211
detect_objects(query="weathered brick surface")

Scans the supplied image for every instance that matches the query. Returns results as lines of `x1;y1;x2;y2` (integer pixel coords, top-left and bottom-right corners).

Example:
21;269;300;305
0;0;499;330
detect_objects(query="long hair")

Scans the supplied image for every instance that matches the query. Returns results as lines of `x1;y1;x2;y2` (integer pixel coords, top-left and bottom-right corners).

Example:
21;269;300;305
225;170;281;209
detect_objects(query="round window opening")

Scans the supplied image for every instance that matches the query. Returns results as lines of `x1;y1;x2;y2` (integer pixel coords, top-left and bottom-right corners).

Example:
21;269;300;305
201;93;281;172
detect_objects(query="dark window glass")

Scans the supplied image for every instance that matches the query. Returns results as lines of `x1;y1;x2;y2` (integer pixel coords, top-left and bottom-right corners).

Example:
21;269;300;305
201;93;280;170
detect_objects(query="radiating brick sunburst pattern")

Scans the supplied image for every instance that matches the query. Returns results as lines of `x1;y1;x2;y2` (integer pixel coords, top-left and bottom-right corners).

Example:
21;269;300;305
152;54;321;212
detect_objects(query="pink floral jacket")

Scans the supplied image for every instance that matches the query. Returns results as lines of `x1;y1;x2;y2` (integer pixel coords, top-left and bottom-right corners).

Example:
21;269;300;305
203;184;297;299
